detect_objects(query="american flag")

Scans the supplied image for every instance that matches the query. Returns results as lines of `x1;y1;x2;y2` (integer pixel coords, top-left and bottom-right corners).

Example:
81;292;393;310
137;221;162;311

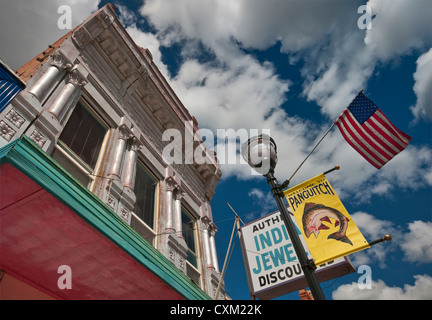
334;91;411;169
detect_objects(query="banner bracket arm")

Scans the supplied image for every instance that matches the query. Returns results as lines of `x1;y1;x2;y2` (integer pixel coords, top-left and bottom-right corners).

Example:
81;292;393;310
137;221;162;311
323;165;340;175
368;234;391;246
280;165;340;191
302;259;317;271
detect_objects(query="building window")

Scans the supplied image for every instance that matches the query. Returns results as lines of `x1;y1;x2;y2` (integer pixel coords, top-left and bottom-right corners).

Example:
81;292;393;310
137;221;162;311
133;161;158;228
182;208;198;269
52;100;108;187
59;101;106;168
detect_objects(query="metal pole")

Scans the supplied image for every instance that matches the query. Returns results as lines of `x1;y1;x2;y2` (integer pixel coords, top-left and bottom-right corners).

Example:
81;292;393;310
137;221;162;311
265;171;326;300
368;234;391;246
214;215;239;300
285;123;336;185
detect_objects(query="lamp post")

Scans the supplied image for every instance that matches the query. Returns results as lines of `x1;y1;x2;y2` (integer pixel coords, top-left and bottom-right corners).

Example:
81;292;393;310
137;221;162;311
241;134;326;300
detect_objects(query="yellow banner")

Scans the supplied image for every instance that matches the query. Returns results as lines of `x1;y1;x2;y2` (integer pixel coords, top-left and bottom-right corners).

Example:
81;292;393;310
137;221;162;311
283;173;369;265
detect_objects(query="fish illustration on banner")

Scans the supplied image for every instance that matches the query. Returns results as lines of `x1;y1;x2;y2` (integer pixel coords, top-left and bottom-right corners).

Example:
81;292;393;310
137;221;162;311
283;173;370;265
303;202;352;246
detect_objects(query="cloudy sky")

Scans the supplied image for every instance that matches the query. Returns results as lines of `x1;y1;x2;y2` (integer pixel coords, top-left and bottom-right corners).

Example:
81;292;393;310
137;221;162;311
1;0;431;300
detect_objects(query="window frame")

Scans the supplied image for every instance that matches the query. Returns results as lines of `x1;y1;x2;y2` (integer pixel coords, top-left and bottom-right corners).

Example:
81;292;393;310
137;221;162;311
53;98;110;189
133;159;159;231
181;206;200;270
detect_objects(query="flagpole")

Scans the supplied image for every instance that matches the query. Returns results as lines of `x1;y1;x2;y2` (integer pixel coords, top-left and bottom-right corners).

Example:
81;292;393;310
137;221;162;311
284;90;365;187
283;122;336;187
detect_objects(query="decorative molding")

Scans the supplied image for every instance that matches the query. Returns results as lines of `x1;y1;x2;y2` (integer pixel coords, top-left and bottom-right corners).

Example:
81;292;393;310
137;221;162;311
118;124;131;140
51;51;73;71
201;216;211;229
5;109;25;129
28;51;72;103
72;27;93;50
67;68;88;87
174;188;185;201
129;135;142;152
168;247;175;262
0;121;16;142
179;257;185;271
209;223;218;236
165;176;178;192
97;8;115;28
106;194;117;211
118;205;130;224
29;129;47;148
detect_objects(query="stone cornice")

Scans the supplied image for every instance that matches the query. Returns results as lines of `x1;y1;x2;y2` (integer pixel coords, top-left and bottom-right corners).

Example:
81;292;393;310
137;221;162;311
69;4;221;199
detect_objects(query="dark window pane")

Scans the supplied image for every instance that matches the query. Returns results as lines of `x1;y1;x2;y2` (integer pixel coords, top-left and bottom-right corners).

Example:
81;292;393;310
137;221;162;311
182;209;197;268
59;102;106;168
134;162;157;228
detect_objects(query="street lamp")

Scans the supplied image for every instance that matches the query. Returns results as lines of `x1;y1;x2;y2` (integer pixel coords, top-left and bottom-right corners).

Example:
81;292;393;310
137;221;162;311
241;134;326;300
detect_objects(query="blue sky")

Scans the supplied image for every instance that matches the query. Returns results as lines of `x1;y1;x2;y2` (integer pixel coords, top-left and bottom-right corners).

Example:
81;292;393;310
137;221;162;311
1;0;431;300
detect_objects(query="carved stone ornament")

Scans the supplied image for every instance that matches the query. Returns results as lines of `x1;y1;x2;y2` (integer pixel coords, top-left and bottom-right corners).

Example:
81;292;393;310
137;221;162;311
165;176;178;192
5;109;25;129
0;120;16;142
118;124;132;141
179;257;185;270
209;223;218;236
67;69;88;87
50;51;72;71
128;136;142;152
201;216;211;229
106;194;117;210
169;248;176;262
29;129;47;148
174;188;185;201
119;205;130;222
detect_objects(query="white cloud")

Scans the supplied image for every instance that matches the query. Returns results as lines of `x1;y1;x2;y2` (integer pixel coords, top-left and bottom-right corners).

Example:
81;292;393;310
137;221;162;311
347;213;432;267
248;188;276;210
243;187;281;221
332;274;432;300
171;56;290;131
351;212;397;241
0;0;100;70
411;48;432;122
302;0;432;119
365;0;432;62
349;212;400;267
401;220;432;264
141;0;368;119
135;0;432;201
378;145;432;189
300;31;375;119
119;2;432;226
116;3;136;26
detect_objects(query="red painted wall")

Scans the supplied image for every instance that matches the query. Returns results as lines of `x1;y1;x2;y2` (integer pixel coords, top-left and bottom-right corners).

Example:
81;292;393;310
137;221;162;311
0;271;55;300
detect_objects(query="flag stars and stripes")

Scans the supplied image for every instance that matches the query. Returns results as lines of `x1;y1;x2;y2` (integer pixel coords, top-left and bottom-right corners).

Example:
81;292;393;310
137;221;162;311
335;91;411;169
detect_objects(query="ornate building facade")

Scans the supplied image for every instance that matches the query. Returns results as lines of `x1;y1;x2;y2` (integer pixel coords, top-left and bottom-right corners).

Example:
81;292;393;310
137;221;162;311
0;4;224;299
